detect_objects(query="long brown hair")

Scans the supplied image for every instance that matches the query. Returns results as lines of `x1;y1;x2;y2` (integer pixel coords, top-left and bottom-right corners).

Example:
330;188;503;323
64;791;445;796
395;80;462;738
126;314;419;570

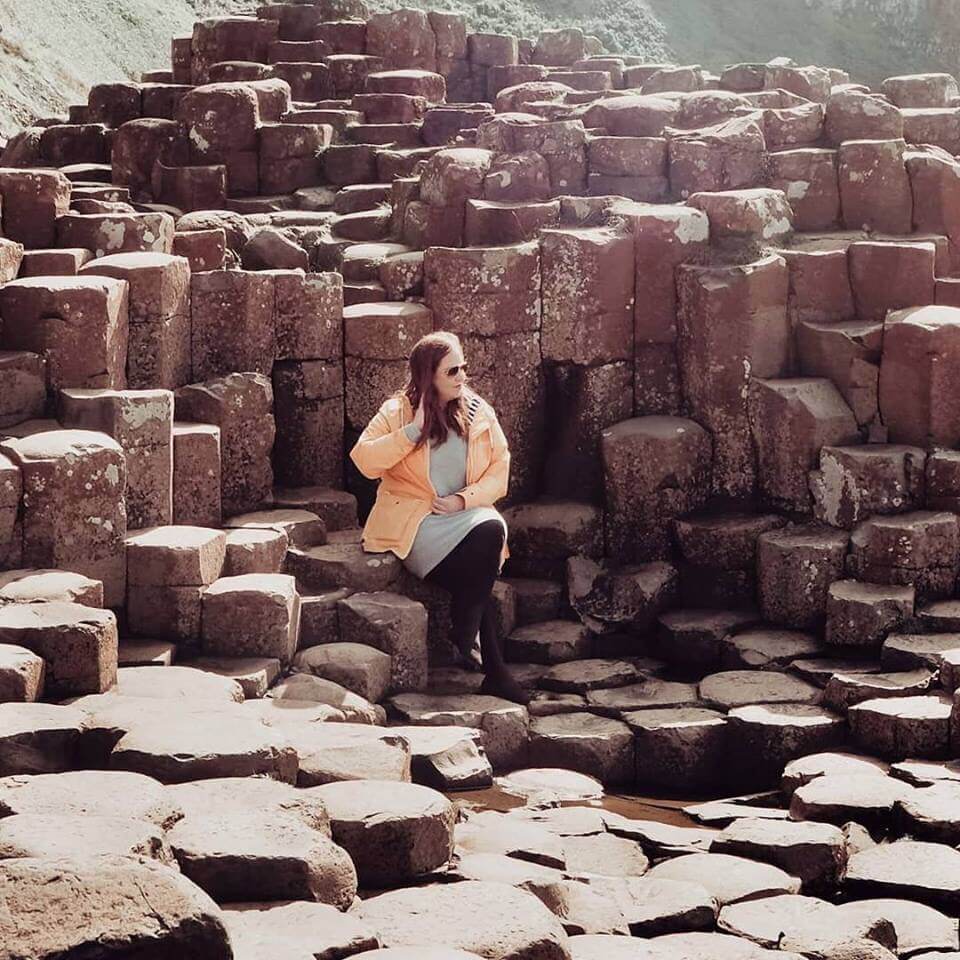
401;331;468;450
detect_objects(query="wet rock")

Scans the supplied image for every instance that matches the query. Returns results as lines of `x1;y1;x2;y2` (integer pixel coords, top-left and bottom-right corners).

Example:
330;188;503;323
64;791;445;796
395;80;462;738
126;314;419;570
0;855;232;959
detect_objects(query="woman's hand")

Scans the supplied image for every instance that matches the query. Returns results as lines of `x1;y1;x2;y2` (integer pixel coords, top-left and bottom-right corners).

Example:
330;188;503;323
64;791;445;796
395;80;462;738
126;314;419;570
432;494;466;514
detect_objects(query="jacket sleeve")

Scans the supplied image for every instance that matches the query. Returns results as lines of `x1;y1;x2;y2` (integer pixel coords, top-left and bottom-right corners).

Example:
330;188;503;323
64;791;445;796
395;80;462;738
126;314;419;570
349;404;417;480
458;408;510;508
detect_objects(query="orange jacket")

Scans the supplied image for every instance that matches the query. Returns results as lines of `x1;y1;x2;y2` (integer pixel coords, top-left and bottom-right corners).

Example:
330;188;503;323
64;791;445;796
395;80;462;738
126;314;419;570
349;388;511;566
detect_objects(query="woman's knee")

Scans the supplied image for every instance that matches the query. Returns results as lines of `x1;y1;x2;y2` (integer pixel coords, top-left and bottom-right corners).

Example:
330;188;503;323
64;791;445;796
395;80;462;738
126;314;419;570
469;519;505;555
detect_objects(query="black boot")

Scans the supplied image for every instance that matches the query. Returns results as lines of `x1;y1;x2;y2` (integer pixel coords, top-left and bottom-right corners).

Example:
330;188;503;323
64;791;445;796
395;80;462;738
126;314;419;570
478;602;530;705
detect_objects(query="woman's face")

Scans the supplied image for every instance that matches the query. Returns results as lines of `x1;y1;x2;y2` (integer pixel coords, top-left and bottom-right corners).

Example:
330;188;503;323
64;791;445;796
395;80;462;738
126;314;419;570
432;346;467;404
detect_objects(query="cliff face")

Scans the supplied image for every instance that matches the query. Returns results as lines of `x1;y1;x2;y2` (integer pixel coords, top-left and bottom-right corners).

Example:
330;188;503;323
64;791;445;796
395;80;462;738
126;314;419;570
1;0;958;137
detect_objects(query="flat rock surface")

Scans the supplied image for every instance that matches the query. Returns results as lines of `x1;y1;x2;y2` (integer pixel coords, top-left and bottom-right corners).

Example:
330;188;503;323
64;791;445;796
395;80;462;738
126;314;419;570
790;773;915;826
781;751;890;794
562;832;650;878
0;701;86;775
645;852;801;905
268;674;383;724
455;810;567;869
222;901;380;960
539;659;640;693
168;811;358;907
583;876;717;937
353;881;571;960
496;768;604;804
720;629;822;670
891;758;960;786
113;664;244;702
845;840;960;910
836;898;959;956
309;779;455;886
699;671;821;709
584;680;700;714
164;776;330;833
0;812;171;862
108;714;298;784
0;855;232;959
0;769;179;826
285;722;412;786
896;782;960;843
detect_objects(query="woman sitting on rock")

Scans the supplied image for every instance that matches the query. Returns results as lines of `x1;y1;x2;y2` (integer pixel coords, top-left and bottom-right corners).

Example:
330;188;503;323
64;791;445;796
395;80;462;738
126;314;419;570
350;330;528;704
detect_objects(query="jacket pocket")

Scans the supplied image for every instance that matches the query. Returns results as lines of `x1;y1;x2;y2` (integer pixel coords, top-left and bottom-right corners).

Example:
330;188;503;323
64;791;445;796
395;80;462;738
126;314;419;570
365;492;418;543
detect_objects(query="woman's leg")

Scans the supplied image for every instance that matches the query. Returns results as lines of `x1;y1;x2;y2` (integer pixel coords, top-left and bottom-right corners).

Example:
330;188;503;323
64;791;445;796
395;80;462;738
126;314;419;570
425;520;528;703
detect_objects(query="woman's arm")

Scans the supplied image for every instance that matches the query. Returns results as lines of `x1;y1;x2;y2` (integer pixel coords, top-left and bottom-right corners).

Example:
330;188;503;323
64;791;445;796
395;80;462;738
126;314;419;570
349;404;419;479
457;410;511;508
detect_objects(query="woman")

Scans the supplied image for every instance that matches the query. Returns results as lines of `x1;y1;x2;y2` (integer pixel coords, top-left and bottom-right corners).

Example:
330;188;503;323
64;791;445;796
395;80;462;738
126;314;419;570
350;330;528;704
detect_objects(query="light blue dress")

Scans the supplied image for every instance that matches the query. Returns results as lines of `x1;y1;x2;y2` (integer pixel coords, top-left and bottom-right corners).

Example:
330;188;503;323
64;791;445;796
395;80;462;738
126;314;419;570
401;421;506;579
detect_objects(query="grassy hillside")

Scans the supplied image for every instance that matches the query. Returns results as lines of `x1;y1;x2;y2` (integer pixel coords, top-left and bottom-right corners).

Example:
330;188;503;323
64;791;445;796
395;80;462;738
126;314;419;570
1;0;956;136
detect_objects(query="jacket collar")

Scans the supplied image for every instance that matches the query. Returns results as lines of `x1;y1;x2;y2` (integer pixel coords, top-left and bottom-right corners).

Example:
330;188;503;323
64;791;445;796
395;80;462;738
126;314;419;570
398;390;491;436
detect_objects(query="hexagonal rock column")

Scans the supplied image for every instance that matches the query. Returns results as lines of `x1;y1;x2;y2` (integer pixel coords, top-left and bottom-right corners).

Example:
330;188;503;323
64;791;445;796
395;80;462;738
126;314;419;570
125;525;225;644
167;811;356;906
0;276;129;391
838;139;912;234
0;169;71;249
172;423;222;527
343;301;432;433
676;254;789;498
847;511;960;601
528;713;634;785
0;644;45;702
424;242;543;502
79;252;191;390
725;704;845;788
542;358;634;503
354;881;570;959
674;512;785;610
389;692;528;770
175;373;275;517
844;840;960;913
294;643;392;702
337;592;429;693
627;707;727;791
202;574;301;665
621;203;709;417
0;857;233;959
0;601;117;696
748;378;859;514
848;240;937;322
824;580;915;649
810;444;926;529
310;780;454;887
687;188;793;247
0;701;88;775
601;416;712;563
0;452;22;570
766;149;841;232
501;501;603;581
0;430;126;606
796;319;881;429
757;525;850;629
849;694;953;759
712;818;847;890
58;388;174;529
567;557;678;634
879;306;960;448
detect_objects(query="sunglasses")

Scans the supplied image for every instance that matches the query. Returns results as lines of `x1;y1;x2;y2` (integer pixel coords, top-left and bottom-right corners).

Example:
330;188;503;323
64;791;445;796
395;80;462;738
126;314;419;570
444;363;467;377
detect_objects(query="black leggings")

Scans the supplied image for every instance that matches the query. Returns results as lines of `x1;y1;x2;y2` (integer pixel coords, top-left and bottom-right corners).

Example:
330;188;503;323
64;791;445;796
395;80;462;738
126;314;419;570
424;519;507;674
